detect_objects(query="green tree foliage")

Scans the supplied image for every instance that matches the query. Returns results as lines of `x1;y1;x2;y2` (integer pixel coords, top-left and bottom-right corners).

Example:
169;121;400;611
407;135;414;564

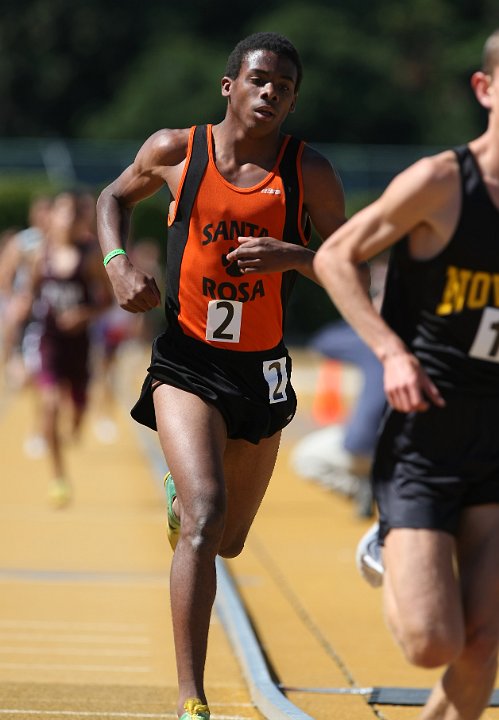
1;0;498;145
248;1;492;144
0;0;171;136
80;37;228;139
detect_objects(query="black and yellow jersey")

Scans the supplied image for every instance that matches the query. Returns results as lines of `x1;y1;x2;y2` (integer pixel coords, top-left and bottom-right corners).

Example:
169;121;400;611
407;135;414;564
382;144;499;393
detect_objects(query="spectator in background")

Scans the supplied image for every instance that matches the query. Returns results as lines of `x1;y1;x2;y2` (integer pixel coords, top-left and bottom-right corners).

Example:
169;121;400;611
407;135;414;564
29;190;113;507
0;226;21;369
0;196;53;389
0;197;53;459
75;189;99;247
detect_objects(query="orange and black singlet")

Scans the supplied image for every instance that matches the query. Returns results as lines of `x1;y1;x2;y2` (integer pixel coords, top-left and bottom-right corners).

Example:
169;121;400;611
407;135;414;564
165;124;310;352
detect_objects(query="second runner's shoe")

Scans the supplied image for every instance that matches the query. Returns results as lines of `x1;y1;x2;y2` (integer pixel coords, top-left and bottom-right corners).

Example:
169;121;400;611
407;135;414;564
356;521;384;588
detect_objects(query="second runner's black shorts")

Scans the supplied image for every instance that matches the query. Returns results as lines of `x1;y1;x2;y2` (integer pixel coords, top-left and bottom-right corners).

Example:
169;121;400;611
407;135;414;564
373;392;499;542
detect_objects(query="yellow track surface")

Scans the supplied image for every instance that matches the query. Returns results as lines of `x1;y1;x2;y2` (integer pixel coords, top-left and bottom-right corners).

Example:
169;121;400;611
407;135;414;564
0;345;497;720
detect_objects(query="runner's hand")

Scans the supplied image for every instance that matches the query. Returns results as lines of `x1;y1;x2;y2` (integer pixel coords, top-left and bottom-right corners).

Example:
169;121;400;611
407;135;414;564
383;351;445;412
106;258;161;313
226;236;303;274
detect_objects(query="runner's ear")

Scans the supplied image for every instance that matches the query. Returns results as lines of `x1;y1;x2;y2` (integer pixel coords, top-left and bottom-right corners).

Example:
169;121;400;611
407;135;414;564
221;76;232;98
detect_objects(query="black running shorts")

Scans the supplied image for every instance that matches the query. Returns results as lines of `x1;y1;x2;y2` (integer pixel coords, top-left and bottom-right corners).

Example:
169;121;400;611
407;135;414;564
131;327;297;444
373;393;499;542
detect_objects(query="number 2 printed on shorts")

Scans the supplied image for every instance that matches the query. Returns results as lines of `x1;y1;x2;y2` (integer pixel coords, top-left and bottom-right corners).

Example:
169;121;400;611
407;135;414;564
263;357;288;403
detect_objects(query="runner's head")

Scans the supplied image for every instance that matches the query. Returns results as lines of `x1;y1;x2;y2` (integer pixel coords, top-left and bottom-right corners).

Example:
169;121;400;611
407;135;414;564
225;32;302;92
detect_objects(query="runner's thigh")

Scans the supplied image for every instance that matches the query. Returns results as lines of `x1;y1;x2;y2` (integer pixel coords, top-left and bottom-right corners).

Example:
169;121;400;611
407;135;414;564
153;383;228;505
457;504;499;645
384;528;463;641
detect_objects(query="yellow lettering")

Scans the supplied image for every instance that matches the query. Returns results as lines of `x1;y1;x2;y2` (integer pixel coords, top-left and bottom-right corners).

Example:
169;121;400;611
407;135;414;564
436;266;472;315
468;272;490;308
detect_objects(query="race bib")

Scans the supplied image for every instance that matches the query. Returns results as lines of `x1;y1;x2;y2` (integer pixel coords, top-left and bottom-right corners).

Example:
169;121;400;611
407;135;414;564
206;300;242;343
263;357;288;404
469;307;499;363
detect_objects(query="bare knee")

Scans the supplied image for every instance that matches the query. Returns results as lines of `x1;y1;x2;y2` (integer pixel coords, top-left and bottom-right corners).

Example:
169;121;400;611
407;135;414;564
405;635;463;669
391;618;464;668
180;496;226;553
218;535;246;558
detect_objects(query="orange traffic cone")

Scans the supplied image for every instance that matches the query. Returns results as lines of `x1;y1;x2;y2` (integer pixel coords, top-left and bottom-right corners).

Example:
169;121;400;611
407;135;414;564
311;359;347;426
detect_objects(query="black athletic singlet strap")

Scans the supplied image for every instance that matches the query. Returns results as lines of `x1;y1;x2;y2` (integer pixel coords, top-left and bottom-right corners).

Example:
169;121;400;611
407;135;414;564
280;136;309;247
454;144;491;204
166;125;208;317
176;125;209;217
279;135;309;312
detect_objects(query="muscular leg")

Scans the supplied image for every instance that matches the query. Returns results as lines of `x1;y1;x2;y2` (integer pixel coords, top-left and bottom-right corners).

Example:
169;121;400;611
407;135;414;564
383;506;499;720
154;384;281;715
420;505;499;720
383;528;464;669
154;384;229;716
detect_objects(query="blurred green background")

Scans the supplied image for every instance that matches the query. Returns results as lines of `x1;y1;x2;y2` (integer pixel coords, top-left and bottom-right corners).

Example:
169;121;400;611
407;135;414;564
1;0;498;340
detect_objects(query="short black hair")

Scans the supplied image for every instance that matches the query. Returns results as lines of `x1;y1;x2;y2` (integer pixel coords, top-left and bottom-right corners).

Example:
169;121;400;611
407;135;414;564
225;32;302;91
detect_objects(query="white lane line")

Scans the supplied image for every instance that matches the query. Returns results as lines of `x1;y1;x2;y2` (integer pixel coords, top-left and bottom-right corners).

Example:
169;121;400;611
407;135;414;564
212;704;253;709
0;620;147;632
0;662;150;672
0;713;175;719
0;647;150;657
0;712;250;719
215;558;314;720
0;568;168;586
0;632;148;644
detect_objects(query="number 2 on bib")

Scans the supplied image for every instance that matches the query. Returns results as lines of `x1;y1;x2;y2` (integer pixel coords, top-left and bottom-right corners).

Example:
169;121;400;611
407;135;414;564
263;357;288;404
206;300;242;343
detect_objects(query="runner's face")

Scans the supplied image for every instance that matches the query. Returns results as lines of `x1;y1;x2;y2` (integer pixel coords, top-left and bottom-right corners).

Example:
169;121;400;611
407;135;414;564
223;50;298;131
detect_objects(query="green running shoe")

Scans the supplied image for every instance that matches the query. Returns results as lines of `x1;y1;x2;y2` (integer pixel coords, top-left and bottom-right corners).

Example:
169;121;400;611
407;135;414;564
180;697;210;720
164;472;180;550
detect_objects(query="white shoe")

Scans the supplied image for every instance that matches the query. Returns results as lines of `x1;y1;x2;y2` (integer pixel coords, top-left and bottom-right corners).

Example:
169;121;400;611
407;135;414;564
23;434;47;459
292;424;367;497
356;522;383;587
93;418;118;443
